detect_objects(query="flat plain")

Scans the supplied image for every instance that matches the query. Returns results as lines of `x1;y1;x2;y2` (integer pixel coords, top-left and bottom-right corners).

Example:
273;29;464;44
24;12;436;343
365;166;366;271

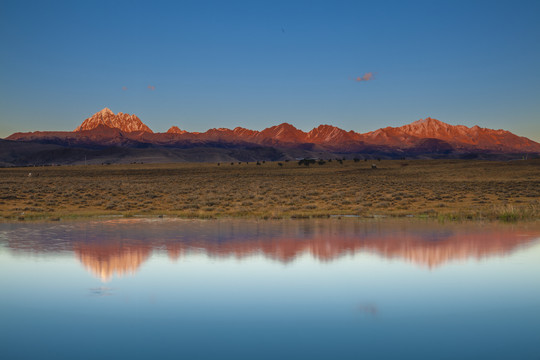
1;159;539;221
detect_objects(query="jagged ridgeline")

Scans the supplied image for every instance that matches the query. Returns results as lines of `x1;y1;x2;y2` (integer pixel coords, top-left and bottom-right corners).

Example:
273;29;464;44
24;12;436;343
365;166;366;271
2;108;540;165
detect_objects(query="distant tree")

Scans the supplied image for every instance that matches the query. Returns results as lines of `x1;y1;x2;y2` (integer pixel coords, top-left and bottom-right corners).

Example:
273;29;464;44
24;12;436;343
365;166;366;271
298;158;316;166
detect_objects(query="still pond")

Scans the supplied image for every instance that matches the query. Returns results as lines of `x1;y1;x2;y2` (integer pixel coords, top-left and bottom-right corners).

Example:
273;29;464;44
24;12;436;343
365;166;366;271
1;218;539;359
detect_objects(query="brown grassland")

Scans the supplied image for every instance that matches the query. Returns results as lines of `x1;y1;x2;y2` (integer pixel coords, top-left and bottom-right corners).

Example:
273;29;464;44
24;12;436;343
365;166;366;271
1;159;539;222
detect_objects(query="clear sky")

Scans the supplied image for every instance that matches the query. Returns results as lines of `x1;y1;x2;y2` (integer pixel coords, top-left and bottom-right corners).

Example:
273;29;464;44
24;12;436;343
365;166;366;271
1;0;539;140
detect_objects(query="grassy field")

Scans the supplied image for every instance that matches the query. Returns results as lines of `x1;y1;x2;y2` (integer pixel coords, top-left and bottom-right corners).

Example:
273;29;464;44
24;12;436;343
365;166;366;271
1;159;539;221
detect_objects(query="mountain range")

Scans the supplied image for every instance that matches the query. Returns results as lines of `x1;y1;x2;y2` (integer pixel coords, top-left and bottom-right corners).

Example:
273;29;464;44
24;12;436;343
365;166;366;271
2;108;539;165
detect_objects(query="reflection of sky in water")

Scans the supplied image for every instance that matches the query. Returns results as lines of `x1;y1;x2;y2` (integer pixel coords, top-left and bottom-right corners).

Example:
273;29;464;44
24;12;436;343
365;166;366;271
0;219;539;360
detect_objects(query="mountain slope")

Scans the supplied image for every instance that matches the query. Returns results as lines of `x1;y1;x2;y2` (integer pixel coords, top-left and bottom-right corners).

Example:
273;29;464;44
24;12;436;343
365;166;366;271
399;117;536;150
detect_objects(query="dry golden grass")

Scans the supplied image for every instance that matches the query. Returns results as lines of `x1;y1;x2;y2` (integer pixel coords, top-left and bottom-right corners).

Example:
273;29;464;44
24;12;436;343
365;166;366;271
1;159;539;221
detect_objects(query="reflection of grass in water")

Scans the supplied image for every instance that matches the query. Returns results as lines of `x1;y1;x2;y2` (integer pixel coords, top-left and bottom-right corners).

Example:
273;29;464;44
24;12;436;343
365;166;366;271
1;159;539;222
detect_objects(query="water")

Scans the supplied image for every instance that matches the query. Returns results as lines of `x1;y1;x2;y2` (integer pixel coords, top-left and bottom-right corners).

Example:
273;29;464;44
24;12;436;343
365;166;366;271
1;218;539;360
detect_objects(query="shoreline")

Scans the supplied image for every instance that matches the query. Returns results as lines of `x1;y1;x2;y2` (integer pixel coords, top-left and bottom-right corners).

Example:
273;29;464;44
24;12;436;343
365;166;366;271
2;210;538;223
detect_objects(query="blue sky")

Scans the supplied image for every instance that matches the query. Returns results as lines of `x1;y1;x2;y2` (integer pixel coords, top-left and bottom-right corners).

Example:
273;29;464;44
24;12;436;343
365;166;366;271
1;0;539;140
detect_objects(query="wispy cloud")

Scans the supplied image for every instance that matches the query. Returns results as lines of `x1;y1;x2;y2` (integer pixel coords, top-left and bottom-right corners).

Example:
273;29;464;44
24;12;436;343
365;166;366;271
355;72;374;82
148;85;156;91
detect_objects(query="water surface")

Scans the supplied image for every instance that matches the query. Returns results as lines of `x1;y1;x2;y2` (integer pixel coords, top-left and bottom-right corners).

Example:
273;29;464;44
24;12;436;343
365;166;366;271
1;218;539;359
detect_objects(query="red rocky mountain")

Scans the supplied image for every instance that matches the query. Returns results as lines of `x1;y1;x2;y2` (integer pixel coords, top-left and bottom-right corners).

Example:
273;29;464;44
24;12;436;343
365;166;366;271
360;117;540;152
166;126;187;135
75;108;153;133
6;108;540;155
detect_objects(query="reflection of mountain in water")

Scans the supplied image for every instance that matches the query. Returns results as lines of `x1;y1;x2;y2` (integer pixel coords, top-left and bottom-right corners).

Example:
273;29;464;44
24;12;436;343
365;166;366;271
1;219;539;281
74;244;151;282
163;228;539;268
